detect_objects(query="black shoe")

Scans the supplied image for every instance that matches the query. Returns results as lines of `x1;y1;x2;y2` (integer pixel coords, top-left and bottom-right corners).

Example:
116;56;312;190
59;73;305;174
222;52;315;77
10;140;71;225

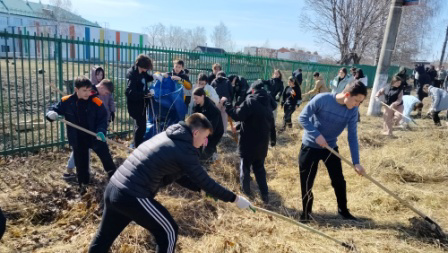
79;184;87;195
299;212;311;223
338;208;358;221
261;194;269;204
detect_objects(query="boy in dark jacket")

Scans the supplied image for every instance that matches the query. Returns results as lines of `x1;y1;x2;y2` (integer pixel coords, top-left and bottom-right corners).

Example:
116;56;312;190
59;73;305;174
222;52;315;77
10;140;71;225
125;54;154;148
46;76;116;192
207;63;222;84
89;113;251;253
298;80;367;222
223;80;276;204
164;59;192;106
280;76;301;131
212;71;233;132
193;88;224;162
228;75;250;107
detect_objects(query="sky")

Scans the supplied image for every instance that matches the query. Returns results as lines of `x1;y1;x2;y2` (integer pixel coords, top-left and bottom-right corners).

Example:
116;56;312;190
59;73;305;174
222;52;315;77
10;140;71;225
38;0;447;62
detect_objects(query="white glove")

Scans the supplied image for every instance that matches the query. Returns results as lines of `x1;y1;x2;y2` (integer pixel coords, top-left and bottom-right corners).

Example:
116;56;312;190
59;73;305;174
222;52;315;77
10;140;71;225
234;195;251;209
46;111;59;121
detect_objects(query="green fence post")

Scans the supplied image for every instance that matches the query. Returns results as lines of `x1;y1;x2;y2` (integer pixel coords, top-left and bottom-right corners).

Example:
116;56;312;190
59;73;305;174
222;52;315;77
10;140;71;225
57;38;65;145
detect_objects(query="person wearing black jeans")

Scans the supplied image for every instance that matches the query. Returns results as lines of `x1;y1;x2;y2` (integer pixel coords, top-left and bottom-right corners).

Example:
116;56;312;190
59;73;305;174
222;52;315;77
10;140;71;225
0;208;5;239
280;76;301;131
89;115;251;253
125;54;154;148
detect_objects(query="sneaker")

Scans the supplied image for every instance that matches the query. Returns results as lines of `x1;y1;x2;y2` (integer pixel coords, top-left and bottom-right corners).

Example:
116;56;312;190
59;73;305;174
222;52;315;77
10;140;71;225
338;208;358;221
261;194;269;204
62;172;77;181
79;184;87;195
299;212;311;223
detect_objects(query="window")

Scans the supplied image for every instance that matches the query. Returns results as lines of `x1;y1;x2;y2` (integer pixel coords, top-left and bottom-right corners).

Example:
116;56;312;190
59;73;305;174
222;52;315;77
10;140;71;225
1;45;10;52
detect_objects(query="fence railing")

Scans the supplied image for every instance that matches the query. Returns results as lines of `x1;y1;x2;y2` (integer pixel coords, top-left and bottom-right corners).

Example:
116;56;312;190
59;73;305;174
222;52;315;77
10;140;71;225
0;30;407;156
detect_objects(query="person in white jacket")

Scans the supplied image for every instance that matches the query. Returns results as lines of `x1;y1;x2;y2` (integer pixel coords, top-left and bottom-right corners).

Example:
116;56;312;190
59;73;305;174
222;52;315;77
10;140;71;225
188;73;219;115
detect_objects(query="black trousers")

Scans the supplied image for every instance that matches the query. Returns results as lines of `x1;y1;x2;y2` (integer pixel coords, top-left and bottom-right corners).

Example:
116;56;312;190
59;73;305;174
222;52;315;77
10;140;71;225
298;145;347;215
200;129;224;161
89;183;178;253
0;208;5;240
283;105;296;128
432;111;448;126
240;157;268;196
132;112;147;148
73;139;116;185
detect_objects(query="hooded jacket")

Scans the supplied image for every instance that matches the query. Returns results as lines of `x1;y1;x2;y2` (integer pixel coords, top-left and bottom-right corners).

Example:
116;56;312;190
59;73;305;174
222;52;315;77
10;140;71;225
429;86;448;112
225;88;275;160
167;69;192;96
269;77;284;103
110;122;236;202
212;76;233;103
281;85;302;107
193;97;224;140
331;74;353;94
125;65;154;118
305;76;328;96
233;77;250;106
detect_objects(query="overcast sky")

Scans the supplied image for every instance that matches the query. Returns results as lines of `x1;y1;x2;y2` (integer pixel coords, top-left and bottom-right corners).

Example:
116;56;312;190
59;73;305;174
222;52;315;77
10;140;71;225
38;0;447;61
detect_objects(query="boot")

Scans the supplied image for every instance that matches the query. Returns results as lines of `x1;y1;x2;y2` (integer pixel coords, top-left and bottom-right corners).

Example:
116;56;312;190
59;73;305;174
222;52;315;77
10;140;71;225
261;193;269;204
338;208;358;221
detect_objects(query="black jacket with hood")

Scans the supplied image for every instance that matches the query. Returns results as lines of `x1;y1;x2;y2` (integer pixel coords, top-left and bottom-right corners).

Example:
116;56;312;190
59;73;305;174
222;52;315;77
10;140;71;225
125;65;154;118
231;76;250;106
269;77;284;102
212;76;233;103
225;83;276;160
110;122;236;202
193;97;224;138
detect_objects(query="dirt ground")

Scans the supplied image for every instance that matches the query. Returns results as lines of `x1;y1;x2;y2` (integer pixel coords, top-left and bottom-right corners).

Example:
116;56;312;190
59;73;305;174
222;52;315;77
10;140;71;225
0;89;447;252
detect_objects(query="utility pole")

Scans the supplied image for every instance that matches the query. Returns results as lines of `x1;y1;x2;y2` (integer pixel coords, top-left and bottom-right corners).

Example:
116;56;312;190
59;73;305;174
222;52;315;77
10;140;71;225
439;26;448;68
367;0;404;116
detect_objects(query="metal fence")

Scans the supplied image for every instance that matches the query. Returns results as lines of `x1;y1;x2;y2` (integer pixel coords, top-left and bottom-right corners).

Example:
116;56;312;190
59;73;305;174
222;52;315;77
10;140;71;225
0;30;406;156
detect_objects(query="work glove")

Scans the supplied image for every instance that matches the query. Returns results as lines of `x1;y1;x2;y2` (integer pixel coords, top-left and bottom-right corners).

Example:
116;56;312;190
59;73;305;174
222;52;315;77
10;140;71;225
234;195;251;209
110;112;115;123
46;111;59;122
96;132;106;142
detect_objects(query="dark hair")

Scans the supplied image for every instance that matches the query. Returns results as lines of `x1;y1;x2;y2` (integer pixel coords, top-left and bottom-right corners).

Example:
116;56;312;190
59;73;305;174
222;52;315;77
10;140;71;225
288;76;294;83
351;67;357;72
175;59;184;67
355;69;365;79
272;69;282;79
74;76;93;89
391;76;402;83
217;71;226;78
343;80;367;97
193;87;206;97
135;54;153;70
186;113;213;135
228;75;240;84
212;63;222;71
184;68;189;75
313;72;319;77
95;67;104;76
415;102;424;110
99;79;114;93
198;73;208;82
339;67;347;75
298;68;302;72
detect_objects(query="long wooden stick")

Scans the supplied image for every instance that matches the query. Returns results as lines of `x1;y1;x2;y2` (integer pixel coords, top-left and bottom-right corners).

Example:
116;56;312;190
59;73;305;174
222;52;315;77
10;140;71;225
377;99;418;125
324;146;444;233
60;119;134;152
251;206;356;251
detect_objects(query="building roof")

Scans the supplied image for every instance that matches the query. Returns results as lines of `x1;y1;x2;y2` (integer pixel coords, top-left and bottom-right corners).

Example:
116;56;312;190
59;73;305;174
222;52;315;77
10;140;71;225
0;0;100;28
194;46;226;54
277;47;290;53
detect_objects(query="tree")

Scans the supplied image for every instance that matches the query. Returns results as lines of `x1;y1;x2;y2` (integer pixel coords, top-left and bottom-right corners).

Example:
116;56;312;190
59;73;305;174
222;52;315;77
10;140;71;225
46;0;73;35
143;23;207;50
302;0;389;65
144;23;166;47
188;26;207;49
211;22;234;51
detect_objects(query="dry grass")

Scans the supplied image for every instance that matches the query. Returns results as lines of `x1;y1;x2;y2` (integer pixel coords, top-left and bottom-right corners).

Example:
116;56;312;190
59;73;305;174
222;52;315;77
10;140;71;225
0;95;447;253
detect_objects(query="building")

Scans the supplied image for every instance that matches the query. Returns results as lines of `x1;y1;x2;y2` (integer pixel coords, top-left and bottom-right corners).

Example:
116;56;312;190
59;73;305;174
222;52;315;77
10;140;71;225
243;46;277;58
0;0;148;62
244;46;319;62
193;46;226;54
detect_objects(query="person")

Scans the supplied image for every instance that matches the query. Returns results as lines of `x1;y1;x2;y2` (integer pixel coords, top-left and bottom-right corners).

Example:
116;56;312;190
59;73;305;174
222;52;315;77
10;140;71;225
375;76;404;136
350;67;357;77
228;75;250;107
126;54;154;148
188;73;219;114
331;67;353;94
298;80;367;222
164;59;192;106
394;67;410;95
437;66;447;89
303;72;328;98
415;64;431;117
88;113;251;253
401;95;423;129
46;76;116;193
207;63;222;84
354;69;368;87
64;79;116;180
223;80;276;203
291;68;303;106
422;84;448;126
211;71;233;132
90;66;105;85
427;65;438;87
268;69;284;122
0;208;5;240
280;76;301;131
192;88;224;162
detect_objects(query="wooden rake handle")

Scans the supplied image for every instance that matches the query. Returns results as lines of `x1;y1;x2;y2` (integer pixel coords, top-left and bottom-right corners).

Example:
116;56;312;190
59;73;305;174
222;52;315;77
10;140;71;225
60;119;134;153
324;146;436;224
377;98;418;125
